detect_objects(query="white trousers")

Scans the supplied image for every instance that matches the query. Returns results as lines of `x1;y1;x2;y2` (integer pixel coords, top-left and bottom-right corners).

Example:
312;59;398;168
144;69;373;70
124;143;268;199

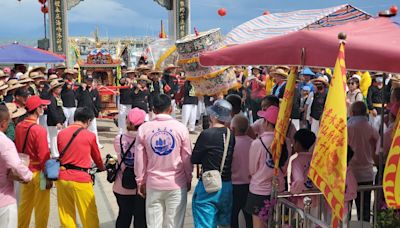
62;107;76;126
48;126;59;158
88;118;101;147
311;118;320;136
0;203;17;228
369;114;386;133
146;188;187;228
197;98;206;120
39;114;50;143
181;104;197;132
118;104;132;134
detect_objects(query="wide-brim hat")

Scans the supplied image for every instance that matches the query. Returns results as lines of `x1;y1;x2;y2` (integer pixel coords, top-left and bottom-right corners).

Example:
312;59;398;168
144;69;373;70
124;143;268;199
300;67;316;77
5;103;27;119
47;74;59;82
55;64;67;69
275;66;291;73
136;65;151;71
137;75;151;83
49;79;65;90
310;76;329;87
29;66;46;74
63;69;76;75
7;79;25;91
30;71;46;80
126;68;137;74
391;74;400;83
270;68;289;78
0;80;9;91
18;74;34;84
251;66;262;71
206;99;232;123
164;64;179;71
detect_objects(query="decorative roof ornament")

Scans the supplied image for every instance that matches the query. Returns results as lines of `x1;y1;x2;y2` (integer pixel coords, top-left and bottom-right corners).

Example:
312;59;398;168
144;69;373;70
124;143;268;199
67;0;84;10
154;0;173;11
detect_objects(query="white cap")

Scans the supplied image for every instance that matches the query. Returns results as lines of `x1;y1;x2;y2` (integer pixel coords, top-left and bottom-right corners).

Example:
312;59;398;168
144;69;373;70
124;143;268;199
351;74;361;82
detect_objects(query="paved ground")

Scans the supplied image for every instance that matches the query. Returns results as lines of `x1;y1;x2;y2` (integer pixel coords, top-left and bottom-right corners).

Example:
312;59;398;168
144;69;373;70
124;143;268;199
30;116;200;228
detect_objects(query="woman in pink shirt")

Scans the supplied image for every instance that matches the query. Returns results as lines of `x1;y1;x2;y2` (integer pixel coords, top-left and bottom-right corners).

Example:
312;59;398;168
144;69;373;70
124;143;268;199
244;106;287;228
112;108;147;228
0;105;32;227
230;114;253;228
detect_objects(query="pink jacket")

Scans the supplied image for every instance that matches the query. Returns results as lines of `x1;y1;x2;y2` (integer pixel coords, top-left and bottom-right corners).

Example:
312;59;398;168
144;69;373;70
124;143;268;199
249;132;285;196
0;132;32;208
232;135;253;184
113;132;138;195
134;114;193;190
288;152;312;194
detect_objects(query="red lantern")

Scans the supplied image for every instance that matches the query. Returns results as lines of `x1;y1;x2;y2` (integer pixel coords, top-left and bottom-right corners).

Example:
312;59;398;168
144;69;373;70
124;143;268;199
390;5;398;14
218;8;227;17
263;11;270;15
38;0;46;4
41;5;48;14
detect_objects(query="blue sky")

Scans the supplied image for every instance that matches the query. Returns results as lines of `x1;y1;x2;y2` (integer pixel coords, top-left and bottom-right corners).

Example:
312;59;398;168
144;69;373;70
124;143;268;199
0;0;399;40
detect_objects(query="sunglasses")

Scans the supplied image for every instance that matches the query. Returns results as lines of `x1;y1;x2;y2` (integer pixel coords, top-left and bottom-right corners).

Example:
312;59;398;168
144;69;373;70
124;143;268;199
347;82;357;85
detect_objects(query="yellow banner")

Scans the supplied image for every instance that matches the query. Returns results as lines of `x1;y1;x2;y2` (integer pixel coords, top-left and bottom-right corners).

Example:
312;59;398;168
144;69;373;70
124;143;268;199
383;112;400;208
271;67;297;167
308;43;348;227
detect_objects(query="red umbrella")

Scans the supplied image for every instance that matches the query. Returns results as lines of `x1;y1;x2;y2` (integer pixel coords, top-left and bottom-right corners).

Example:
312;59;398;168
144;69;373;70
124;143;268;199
200;17;400;73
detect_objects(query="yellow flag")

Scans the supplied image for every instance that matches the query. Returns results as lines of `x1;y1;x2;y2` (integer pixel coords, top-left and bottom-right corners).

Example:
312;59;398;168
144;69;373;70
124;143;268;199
271;67;297;167
308;43;348;227
383;112;400;208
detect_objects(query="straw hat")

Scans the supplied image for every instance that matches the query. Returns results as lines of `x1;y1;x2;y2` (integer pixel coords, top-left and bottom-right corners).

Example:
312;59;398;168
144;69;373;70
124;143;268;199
149;70;163;75
136;65;151;71
29;66;46;75
63;69;76;75
29;71;46;80
55;64;67;69
49;79;65;91
137;75;151;83
47;74;59;82
18;73;34;84
310;76;329;87
164;64;179;71
5;103;27;119
73;63;80;69
0;70;9;78
270;68;289;78
275;65;290;73
7;79;25;91
0;80;9;91
126;68;137;74
391;74;400;83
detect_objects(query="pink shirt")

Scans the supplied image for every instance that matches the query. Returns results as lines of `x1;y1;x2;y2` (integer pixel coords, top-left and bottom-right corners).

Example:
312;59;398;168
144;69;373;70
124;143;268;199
231;135;253;184
288;152;312;194
249;132;285;195
134;114;193;190
376;123;394;157
0;131;32;208
348;116;379;182
344;167;358;213
113;132;138;195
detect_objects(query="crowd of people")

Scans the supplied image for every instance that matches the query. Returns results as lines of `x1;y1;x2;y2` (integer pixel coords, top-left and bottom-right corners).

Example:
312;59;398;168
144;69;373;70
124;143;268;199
0;62;399;228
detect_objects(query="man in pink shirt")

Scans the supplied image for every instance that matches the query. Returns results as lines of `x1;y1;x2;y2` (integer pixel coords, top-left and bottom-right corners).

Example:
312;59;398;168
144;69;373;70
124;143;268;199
348;101;379;222
135;94;193;228
245;106;287;228
230;114;253;228
0;105;32;227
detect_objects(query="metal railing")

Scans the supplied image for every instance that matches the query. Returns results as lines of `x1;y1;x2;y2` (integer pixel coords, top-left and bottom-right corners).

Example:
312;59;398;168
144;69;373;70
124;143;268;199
273;185;382;228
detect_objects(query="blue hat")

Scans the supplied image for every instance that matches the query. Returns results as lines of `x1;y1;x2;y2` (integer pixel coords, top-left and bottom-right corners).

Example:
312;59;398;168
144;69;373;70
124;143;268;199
206;99;232;123
301;67;316;77
302;85;311;91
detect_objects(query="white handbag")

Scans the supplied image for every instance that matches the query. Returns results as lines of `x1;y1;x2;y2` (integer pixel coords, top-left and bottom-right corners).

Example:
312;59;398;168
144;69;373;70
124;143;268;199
202;128;231;193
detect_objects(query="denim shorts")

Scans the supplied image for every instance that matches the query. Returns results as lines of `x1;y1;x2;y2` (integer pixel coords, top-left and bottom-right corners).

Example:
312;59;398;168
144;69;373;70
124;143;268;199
192;180;233;228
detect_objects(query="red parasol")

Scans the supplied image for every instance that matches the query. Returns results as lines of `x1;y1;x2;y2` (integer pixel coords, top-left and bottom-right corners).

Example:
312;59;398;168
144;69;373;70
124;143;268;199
200;16;400;73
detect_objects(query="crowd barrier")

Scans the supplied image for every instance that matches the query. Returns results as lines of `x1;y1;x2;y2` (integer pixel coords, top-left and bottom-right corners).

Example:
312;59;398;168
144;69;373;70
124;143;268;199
272;185;382;228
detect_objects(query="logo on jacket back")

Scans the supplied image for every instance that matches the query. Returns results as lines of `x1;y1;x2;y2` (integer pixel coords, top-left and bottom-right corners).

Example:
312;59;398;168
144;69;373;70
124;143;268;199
150;128;176;156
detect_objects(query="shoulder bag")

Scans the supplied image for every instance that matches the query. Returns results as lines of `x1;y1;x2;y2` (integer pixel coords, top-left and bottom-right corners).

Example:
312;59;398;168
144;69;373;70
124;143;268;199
44;128;84;180
202;128;231;193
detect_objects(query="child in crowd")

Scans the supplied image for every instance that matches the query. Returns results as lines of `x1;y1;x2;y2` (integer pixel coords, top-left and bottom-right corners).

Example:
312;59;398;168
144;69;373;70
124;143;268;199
230;114;253;228
113;108;147;228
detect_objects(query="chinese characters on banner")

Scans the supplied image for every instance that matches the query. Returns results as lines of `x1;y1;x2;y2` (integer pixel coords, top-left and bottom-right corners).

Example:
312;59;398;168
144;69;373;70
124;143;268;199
176;0;189;39
50;0;66;54
271;67;297;168
308;43;348;227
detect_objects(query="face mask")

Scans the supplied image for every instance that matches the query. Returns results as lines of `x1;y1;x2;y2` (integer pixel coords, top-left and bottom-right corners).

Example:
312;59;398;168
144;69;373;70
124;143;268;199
316;84;324;91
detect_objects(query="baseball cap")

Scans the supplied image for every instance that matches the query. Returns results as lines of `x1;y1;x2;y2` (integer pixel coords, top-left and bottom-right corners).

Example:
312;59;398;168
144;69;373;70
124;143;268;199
257;106;279;124
128;108;146;126
25;95;50;112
